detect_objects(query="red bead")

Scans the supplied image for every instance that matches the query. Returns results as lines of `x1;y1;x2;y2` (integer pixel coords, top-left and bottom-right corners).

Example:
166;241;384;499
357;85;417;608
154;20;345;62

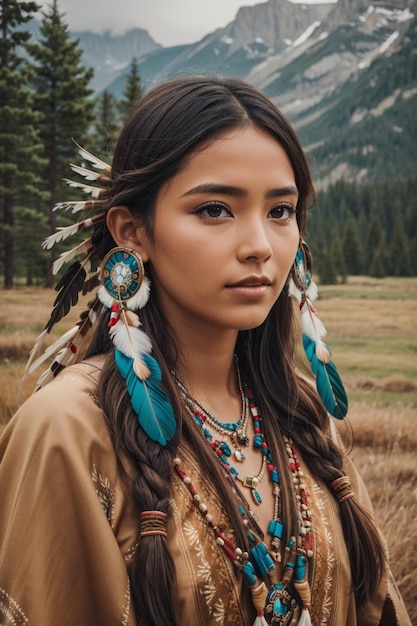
69;343;77;354
305;532;313;551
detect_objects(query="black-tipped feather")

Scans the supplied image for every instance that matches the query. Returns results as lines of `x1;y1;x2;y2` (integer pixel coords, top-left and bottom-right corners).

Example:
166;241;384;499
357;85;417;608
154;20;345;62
46;262;87;332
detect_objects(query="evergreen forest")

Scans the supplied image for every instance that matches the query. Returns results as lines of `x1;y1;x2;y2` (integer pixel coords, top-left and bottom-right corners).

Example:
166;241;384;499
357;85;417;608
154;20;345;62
1;0;416;289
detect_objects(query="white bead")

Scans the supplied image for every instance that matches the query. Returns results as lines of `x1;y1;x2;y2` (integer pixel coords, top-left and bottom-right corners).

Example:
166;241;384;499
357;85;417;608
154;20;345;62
193;494;201;502
199;503;207;513
184;477;191;484
206;514;213;522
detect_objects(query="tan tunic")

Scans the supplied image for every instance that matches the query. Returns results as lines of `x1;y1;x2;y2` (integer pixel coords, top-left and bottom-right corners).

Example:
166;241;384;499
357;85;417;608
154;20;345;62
0;363;411;626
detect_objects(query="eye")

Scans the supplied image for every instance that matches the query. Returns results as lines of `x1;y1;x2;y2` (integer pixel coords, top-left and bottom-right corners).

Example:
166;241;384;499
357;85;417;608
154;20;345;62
269;202;297;220
195;201;232;219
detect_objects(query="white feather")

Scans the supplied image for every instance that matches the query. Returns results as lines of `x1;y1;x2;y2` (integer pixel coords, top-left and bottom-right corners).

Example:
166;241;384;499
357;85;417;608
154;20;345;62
300;302;327;342
70;163;103;181
53;201;90;214
28;326;79;373
34;344;75;390
35;368;54;389
297;608;312;626
97;284;115;308
21;329;48;378
63;179;102;198
42;219;94;250
287;277;302;302
110;319;152;358
252;617;269;626
74;142;110;171
125;276;151;311
52;237;92;274
301;303;331;363
305;280;318;303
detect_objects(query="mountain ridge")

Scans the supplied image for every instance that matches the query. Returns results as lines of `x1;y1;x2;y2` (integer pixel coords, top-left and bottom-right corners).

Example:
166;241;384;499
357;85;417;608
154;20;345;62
29;0;417;186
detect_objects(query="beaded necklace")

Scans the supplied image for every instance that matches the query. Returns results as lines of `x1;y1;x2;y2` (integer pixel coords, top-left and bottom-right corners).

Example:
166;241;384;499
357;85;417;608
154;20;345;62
174;383;314;626
174;359;250;461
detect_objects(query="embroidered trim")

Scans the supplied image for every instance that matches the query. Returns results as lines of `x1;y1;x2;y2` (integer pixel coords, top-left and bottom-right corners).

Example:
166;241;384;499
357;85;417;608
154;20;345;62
121;577;131;626
312;480;335;623
91;464;115;526
0;588;28;625
183;519;226;622
124;541;140;562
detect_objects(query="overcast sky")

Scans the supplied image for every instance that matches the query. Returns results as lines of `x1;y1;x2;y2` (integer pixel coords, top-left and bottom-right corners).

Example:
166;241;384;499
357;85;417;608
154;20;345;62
35;0;337;47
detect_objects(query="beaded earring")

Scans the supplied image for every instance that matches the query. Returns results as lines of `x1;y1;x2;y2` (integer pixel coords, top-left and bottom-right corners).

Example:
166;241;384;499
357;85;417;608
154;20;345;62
288;241;348;419
98;246;176;446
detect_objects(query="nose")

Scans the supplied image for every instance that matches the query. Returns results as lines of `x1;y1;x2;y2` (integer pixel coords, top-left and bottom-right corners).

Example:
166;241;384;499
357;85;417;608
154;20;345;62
236;217;273;263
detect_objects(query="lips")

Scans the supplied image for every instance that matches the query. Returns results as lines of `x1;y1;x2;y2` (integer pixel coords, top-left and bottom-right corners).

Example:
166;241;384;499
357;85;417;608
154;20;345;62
226;275;272;288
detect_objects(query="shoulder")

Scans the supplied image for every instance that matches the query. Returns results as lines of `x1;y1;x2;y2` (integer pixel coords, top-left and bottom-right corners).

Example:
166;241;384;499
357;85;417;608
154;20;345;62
0;361;113;468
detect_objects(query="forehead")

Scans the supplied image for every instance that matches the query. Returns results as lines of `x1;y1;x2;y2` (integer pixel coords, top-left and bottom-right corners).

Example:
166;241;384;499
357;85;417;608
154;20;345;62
159;126;296;199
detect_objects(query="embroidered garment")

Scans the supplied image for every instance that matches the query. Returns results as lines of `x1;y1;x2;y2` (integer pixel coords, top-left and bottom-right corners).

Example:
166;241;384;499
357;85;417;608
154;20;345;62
0;363;411;626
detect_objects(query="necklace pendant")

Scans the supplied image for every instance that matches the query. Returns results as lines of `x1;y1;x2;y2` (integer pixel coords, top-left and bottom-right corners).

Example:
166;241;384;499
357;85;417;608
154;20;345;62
252;489;262;505
265;583;296;626
234;449;245;462
243;476;259;489
236;432;250;447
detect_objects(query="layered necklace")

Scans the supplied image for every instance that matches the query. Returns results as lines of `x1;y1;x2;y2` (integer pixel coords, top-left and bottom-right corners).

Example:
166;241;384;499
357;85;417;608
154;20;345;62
172;361;314;626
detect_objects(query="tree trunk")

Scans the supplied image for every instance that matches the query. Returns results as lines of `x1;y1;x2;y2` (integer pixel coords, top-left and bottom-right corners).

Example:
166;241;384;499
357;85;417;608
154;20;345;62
3;195;15;289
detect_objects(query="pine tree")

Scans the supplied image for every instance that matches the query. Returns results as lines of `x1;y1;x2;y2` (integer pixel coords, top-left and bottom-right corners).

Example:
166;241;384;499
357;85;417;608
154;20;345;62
0;0;45;288
330;230;347;283
318;246;338;285
28;0;95;285
119;57;143;121
390;214;412;276
95;89;120;157
342;214;362;275
369;242;386;278
364;213;383;271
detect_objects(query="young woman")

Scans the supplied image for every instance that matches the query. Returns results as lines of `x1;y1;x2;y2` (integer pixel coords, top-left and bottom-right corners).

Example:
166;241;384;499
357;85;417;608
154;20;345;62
0;76;411;626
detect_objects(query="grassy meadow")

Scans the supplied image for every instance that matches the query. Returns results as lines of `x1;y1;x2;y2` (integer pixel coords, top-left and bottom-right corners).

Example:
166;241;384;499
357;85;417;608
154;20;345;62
1;277;416;620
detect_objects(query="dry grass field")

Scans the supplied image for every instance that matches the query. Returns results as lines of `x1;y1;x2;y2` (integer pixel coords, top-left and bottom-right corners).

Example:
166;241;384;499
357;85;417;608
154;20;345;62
1;278;416;621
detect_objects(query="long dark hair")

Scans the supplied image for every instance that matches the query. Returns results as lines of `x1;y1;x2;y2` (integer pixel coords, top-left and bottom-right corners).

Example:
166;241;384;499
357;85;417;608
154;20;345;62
86;76;385;625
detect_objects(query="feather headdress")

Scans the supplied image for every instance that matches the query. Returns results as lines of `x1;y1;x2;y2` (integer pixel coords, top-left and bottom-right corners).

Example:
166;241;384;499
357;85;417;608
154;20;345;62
288;242;348;419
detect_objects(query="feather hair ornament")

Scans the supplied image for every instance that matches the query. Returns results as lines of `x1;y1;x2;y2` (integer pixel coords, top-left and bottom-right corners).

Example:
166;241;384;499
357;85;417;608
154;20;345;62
22;144;177;445
20;144;111;395
288;242;348;419
62;179;107;198
115;350;176;446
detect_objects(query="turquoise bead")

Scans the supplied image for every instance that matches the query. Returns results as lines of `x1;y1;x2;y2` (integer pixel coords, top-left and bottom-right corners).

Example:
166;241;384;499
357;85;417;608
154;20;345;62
267;519;283;539
271;468;279;483
253;434;263;448
252;489;262;504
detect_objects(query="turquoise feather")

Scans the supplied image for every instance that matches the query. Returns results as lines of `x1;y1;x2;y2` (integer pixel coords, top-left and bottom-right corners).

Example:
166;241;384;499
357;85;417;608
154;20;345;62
303;335;348;420
115;349;176;445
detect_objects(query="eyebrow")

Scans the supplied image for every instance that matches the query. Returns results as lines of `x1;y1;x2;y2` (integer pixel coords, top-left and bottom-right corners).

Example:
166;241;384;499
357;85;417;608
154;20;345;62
181;183;299;199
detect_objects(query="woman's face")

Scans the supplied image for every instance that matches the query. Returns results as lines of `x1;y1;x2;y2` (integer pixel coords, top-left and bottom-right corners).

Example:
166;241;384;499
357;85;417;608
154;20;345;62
138;126;300;339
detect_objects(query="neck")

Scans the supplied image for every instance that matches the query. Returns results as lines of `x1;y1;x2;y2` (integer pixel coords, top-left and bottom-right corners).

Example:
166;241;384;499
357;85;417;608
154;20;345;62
173;329;242;422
